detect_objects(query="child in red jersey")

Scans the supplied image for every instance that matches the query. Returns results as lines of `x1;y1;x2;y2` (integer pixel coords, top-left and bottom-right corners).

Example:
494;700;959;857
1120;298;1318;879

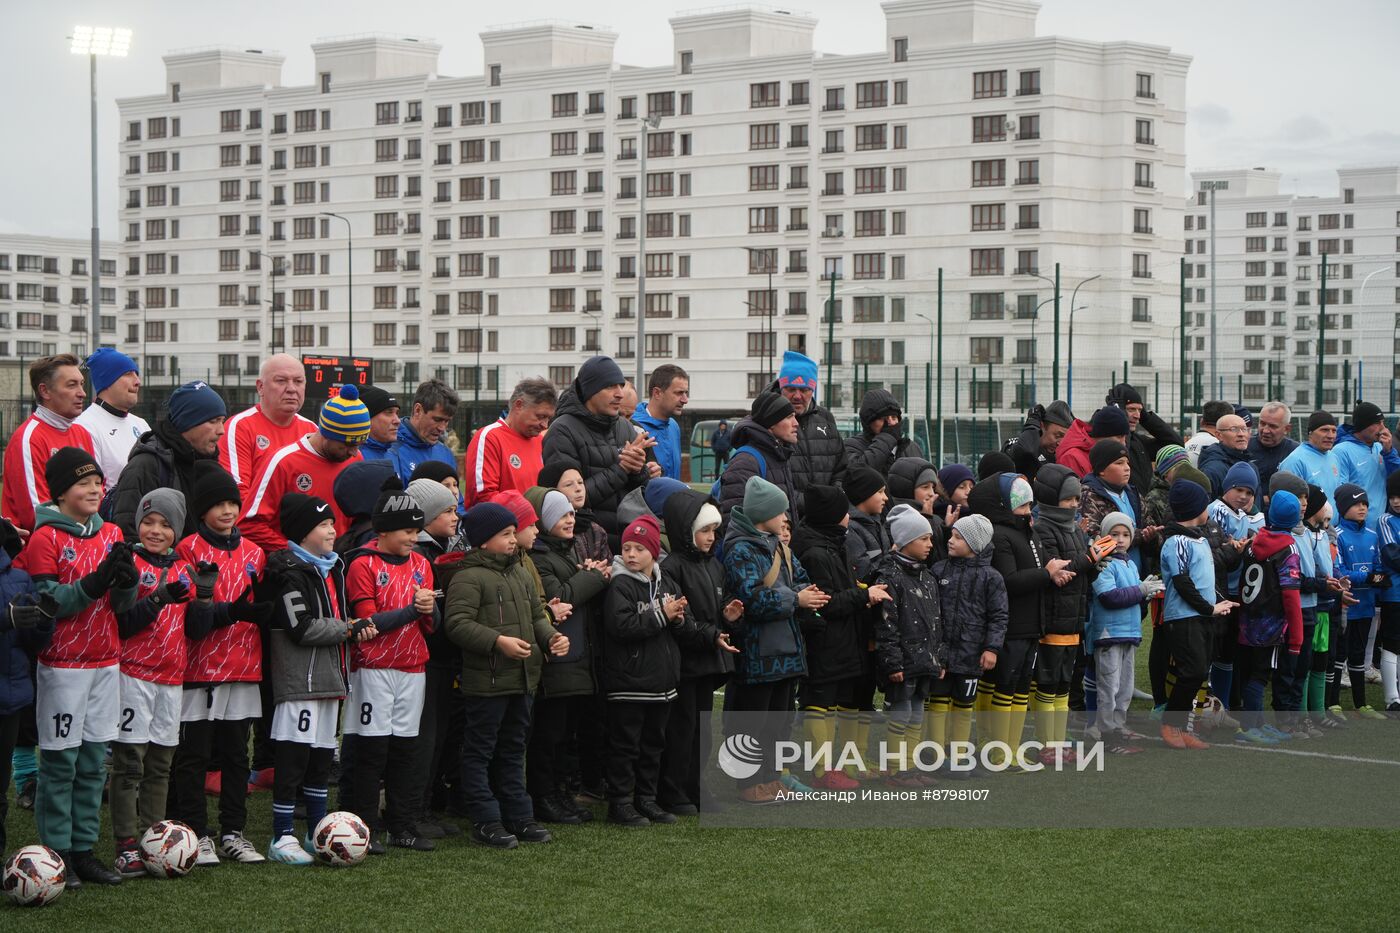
18;447;138;886
110;489;215;878
171;461;271;865
343;487;439;852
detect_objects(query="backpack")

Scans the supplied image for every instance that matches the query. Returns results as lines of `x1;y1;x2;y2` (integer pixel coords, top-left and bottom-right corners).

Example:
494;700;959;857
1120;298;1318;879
98;454;171;524
709;444;766;501
1238;543;1296;646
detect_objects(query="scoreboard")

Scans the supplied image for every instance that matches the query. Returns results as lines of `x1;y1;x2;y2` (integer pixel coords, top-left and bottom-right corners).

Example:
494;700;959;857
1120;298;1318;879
302;355;373;397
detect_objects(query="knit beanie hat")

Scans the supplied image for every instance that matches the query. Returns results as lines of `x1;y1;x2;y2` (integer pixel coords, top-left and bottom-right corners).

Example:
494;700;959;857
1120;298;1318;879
1352;401;1384;431
1269;471;1308;502
333;460;399;520
136;488;186;538
407;478;459;523
576;355;627;402
1106;383;1144;407
776;350;819;394
1335;483;1368;518
844;467;886;506
460;502;517;548
1000;474;1034;512
622;514;662;559
536;459;582;490
1223;461;1260;496
279;493;334;546
1388;470;1400;501
952;514;993;555
750;392;796;430
167;380;227;433
539;489;574;533
1234;405;1254;429
410;460;459;484
642;477;690;517
976;451;1015;480
887;458;937;501
1268;490;1301;531
1033;463;1082;506
743;475;789;524
804;485;848;527
1154;444;1189;478
359;384;400;418
319;385;371;444
1168;479;1209;522
1088;406;1129;439
692;502;722;539
489;490;537;531
887;504;932;550
190;460;241;518
1307;410;1337;434
1175;463;1211;496
1089;439;1130;476
1042;400;1075;429
1099;510;1135;537
373;487;425;533
1304;484;1328;522
45;446;102;501
937;464;975;498
84;347;139;396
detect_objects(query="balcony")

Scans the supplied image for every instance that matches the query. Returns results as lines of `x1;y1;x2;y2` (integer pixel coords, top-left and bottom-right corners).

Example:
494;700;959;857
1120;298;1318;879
1016;86;1041;97
616;270;636;279
617;151;637;161
582;263;602;273
617;191;636;200
583;184;603;194
582;224;602;233
434;159;450;166
1136;137;1156;146
1014;266;1039;276
432;233;450;241
787;140;809;149
786;223;808;232
616;231;636;240
1135;180;1155;189
785;265;807;274
1134;226;1154;235
584;146;603;155
433;120;450;128
433;195;450;203
270;233;285;241
403;301;420;308
821;103;844;112
1013;354;1037;365
271;197;286;206
786;181;808;190
820;188;844;197
1018;131;1041;140
821;146;844;154
1015;176;1040;186
1014;221;1040;230
583;302;602;312
585;107;604;116
821;228;844;238
432;271;450;278
1137;91;1157;100
1133;270;1153;279
246;193;261;201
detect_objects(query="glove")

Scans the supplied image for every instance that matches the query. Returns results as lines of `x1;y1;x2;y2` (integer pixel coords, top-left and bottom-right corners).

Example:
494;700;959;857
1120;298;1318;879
8;602;42;630
229;597;274;625
151;578;190;608
79;553;120;599
1027;403;1046;426
192;561;220;600
1139;575;1165;599
879;419;902;439
110;554;140;590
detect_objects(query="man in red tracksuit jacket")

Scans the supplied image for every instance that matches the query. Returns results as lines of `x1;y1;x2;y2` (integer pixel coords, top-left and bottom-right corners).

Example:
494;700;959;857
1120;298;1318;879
2;355;95;533
217;354;316;500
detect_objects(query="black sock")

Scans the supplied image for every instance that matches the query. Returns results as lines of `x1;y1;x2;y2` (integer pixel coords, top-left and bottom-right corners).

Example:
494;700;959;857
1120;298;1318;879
1351;670;1368;709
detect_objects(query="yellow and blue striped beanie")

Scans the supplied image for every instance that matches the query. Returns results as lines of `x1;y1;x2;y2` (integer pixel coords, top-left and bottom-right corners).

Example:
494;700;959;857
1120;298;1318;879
319;384;371;444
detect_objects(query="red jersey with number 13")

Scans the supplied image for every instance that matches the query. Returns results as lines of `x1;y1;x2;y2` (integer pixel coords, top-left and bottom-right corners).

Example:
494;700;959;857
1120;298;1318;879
18;520;124;669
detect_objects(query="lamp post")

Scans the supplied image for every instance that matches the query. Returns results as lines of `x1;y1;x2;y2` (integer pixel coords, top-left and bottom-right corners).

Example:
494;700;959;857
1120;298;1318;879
1065;273;1100;404
70;25;131;349
582;308;601;355
320;212;353;357
1199;180;1230;395
250;250;284;355
915;312;934;452
635;114;661;387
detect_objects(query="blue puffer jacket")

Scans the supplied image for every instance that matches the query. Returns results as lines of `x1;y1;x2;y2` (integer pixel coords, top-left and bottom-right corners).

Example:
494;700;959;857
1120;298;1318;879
1332;424;1400;529
389;420;458;489
1335;517;1382;620
721;506;811;684
1086;555;1145;648
0;536;47;716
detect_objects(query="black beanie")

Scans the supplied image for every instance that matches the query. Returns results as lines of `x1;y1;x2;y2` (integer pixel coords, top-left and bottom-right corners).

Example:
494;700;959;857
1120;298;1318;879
45;446;102;502
279;493;334;546
977;451;1015;480
410;459;458;484
750;392;796;430
1090;439;1130;476
191;460;241;519
803;484;848;527
537;458;583;489
359;384;400;418
373;488;426;533
844;467;886;506
1352;401;1384;431
1306;410;1337;434
1089;406;1130;439
1335;484;1368;518
1106;383;1143;407
1304;483;1327;522
576;355;627;402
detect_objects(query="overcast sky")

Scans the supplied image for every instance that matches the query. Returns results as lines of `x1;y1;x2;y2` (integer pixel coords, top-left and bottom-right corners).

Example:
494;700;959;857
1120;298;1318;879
4;0;1397;239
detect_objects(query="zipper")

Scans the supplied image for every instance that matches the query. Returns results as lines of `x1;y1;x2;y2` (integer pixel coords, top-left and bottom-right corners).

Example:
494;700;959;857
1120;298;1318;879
490;586;504;686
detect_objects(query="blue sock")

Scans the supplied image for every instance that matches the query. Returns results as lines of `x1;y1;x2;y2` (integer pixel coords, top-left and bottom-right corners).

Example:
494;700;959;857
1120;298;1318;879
1083;672;1098;714
304;785;329;833
272;800;296;839
1210;663;1233;706
12;746;37;785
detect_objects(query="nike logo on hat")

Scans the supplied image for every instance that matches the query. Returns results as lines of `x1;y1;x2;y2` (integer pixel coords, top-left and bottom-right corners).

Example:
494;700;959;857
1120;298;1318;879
316;504;329;513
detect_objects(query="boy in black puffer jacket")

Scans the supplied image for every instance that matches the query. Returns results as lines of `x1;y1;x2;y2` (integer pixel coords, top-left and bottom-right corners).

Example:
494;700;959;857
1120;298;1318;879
845;467;890;581
792;486;888;791
967;473;1072;770
929;515;1007;763
1031;464;1116;763
658;491;741;814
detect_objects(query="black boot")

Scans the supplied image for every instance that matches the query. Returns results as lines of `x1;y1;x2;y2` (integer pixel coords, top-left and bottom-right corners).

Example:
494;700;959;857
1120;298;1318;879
71;850;122;886
503;819;552;844
534;795;582;825
469;821;519;850
634;799;678;824
607;801;650;827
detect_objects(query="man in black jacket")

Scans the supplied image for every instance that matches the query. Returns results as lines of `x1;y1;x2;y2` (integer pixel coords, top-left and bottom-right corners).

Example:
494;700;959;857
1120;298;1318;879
767;351;846;516
541;355;658;548
845;388;922;478
1106;383;1183;498
111;380;227;539
716;394;799;522
1003;400;1074;481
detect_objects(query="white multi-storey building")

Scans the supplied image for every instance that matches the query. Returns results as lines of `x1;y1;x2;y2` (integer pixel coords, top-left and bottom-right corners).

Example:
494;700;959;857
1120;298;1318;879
0;233;119;377
1184;165;1400;414
114;0;1188;419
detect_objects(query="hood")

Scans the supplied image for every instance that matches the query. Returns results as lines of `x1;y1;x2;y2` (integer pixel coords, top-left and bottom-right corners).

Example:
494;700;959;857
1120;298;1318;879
462;547;520;572
1057;419;1093;456
394;418;435;451
534;530;576;558
723;504;772;550
858;388;902;430
727;417;792;461
792;520;845;560
333;459;399;519
1336;424;1374;449
887;457;937;501
661;489;712;560
130;428;178;470
554;386;617;434
33;502;104;538
617;486;655;531
967;475;1016;527
610;553;663;585
153;418;210;463
631;407;671;432
1251;527;1295;560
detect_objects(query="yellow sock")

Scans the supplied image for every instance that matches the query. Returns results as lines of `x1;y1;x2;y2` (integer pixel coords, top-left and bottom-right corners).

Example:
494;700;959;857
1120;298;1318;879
1053;692;1071;745
976;678;996;713
988;691;1014;767
885;720;908;772
801;707;831;776
951;699;975;745
835;707;859;778
1009;693;1031;763
927;696;951;747
847;711;873;778
1030;686;1056;744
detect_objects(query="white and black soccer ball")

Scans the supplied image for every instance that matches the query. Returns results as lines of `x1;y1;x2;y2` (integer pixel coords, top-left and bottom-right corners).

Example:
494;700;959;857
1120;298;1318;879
140;820;199;878
2;845;66;907
312;811;370;867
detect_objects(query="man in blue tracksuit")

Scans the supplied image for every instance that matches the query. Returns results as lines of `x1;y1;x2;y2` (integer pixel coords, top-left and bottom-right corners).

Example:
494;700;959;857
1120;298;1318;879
630;364;688;481
390;379;459;484
358;385;401;462
1279;410;1341;516
1331;402;1400;530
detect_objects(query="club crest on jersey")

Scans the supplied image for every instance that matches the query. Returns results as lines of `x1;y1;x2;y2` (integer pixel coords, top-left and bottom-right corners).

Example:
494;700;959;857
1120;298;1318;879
377;570;390;587
256;435;270;450
245;561;259;577
295;473;313;492
60;545;77;563
509;454;522;469
140;570;157;587
412;569;426;586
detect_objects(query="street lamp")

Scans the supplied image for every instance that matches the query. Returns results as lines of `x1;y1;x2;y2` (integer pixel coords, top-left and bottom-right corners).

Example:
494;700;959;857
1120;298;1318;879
1064;304;1089;410
915;312;934;450
635;113;661;388
320;212;353;357
582;308;602;355
250;250;285;355
71;25;131;350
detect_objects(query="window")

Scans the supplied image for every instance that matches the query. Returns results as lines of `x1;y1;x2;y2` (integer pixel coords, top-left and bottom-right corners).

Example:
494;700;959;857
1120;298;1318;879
973;70;1006;99
855;124;886;150
1135;119;1154;145
548;327;575;351
971;203;1005;231
461;101;485;126
971;292;1005;320
750;82;780;108
855;167;885;194
1135;209;1153;235
1136;73;1154;99
1135;162;1154;188
970;337;1003;364
552;93;577;117
551;171;576;196
1018;70;1041;96
551;132;577;156
1018;114;1040;140
824;87;844;112
549;249;575;274
855;210;886;237
747;249;777;274
1132;297;1151;322
972;115;1006;143
748;207;778;234
646;92;674;117
823;129;844;154
971;248;1003;276
1132;253;1151;278
790;81;809;106
646;172;673;198
220;109;240;132
1015;250;1038;275
855;81;887;109
376;101;399;125
823;171;843;196
853;338;884;364
1016;160;1039;185
972;159;1005;187
893;37;908;62
750;123;779;150
1016;203;1039;230
749;165;778;192
789;124;809;148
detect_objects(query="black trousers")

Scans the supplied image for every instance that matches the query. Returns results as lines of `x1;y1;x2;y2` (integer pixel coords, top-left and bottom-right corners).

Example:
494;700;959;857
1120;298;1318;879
605;701;671;803
347;734;422;834
0;711;18;855
724;678;797;789
460;694;534;825
1164;618;1212;718
168;717;250;838
272;741;333;802
415;665;461;817
527;694;586;800
659;674;725;808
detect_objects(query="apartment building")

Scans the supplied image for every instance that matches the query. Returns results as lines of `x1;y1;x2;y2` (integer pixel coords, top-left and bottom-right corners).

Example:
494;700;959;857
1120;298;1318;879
0;234;119;367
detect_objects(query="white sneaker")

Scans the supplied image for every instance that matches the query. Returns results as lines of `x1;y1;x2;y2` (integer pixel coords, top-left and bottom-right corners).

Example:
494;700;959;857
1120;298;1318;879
219;831;267;864
195;835;221;867
267;834;313;865
1366;666;1383;684
1341;671;1352;688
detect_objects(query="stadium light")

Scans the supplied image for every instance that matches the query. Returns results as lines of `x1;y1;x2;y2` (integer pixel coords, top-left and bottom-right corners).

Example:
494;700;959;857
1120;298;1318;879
71;26;132;57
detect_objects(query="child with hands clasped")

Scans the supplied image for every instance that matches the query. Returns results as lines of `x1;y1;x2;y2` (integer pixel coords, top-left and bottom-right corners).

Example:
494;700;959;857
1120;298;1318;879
1086;512;1160;755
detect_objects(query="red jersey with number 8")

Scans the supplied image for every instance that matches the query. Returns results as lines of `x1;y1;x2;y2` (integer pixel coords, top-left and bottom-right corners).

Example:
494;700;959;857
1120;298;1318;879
345;544;434;673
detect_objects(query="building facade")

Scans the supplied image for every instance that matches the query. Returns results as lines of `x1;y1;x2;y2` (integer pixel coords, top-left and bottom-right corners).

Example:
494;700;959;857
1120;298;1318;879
0;233;119;364
114;0;1188;418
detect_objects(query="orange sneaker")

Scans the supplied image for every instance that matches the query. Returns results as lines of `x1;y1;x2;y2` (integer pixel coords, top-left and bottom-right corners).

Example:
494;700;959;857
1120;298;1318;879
1159;725;1187;749
1180;731;1210;750
738;783;780;805
810;769;860;791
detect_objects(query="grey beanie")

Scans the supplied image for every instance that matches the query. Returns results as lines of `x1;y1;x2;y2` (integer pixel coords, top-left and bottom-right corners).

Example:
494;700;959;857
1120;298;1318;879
952;514;994;555
540;489;574;533
1100;510;1136;537
1042;400;1075;429
1269;470;1308;503
136;488;187;540
886;503;933;550
407;478;458;522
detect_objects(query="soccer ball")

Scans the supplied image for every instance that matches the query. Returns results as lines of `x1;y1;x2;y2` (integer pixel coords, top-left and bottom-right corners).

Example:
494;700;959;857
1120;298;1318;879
312;811;370;867
139;820;199;878
1;845;66;907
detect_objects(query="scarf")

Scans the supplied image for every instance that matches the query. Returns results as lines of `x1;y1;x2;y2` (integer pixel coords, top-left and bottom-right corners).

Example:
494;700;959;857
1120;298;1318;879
34;405;74;430
289;541;340;578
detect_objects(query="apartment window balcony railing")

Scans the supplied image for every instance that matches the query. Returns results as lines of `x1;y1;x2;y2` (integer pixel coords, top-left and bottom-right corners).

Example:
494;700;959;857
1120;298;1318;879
1134;225;1154;234
1014;222;1040;230
787;223;808;232
1014;265;1039;276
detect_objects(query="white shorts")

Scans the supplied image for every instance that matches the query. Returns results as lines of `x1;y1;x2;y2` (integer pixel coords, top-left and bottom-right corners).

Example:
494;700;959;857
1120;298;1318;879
117;673;182;747
271;698;340;749
180;682;263;723
36;663;119;751
343;668;425;738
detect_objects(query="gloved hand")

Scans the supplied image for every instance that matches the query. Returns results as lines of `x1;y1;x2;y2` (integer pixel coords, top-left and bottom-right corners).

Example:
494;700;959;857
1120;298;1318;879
1027;403;1046;426
150;577;190;608
79;546;124;599
879;418;902;439
8;599;44;630
110;549;140;590
229;595;274;625
1139;575;1165;599
192;561;220;600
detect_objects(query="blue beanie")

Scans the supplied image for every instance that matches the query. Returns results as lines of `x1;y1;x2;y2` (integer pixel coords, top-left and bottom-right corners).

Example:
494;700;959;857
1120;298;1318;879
84;347;139;395
1267;490;1301;531
576;355;627;403
1169;479;1209;521
777;350;819;395
460;502;518;548
642;477;689;517
1222;461;1259;497
167;380;227;433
